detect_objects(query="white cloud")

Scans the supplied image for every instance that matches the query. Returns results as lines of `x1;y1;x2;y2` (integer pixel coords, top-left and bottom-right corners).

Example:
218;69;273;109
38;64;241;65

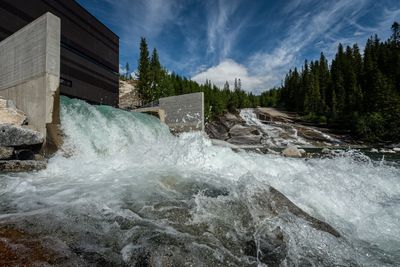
191;59;271;94
206;0;243;58
193;0;398;94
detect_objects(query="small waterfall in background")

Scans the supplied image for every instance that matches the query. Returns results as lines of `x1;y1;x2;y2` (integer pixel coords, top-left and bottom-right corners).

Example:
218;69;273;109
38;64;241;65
0;96;399;266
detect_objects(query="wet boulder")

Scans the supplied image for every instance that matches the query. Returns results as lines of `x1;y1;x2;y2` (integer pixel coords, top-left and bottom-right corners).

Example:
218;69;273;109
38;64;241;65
257;226;288;266
0;160;46;172
228;124;262;145
0;124;44;147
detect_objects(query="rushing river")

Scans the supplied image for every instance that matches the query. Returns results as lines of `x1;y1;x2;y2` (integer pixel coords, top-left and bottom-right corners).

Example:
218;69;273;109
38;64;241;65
0;97;399;266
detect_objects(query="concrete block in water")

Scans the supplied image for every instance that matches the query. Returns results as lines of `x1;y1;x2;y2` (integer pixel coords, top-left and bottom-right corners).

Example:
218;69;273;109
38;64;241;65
0;12;60;139
159;92;204;132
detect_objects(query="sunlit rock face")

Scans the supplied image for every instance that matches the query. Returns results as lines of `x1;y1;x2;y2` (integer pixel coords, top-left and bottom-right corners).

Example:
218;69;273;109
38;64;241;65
0;97;399;266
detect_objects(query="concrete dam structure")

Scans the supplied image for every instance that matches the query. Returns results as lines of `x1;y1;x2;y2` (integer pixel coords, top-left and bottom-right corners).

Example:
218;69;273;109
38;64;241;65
0;13;60;138
0;0;204;148
0;0;119;107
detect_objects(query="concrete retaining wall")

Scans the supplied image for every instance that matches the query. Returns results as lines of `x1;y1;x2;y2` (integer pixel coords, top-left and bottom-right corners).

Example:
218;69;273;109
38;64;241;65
159;92;204;132
0;12;60;137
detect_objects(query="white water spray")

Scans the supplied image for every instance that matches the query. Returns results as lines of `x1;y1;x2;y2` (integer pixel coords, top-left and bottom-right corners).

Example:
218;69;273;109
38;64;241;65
0;97;399;266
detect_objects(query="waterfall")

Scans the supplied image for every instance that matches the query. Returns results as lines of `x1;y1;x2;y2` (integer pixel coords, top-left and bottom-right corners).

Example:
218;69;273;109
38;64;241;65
0;97;399;266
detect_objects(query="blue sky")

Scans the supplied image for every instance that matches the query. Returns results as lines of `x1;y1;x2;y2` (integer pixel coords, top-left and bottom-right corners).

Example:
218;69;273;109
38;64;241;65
77;0;400;94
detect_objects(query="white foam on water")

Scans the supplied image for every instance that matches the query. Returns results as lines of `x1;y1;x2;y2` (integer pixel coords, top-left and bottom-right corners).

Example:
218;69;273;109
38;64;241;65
0;97;399;266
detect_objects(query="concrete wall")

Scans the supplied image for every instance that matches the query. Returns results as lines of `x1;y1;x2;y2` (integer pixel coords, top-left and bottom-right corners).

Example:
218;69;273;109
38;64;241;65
159;92;204;132
0;12;60;136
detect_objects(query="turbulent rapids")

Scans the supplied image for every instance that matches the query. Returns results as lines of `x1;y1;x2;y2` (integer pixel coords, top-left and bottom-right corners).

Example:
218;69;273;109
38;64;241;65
0;97;399;266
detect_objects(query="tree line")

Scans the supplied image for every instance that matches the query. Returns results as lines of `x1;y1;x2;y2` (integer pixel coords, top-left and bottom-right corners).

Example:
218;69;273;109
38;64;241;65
133;37;259;120
128;22;400;142
278;22;400;142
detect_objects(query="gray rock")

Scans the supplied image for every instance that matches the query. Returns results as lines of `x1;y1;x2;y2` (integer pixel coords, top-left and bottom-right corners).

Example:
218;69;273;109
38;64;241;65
240;181;340;238
0;124;44;146
0;147;14;160
229;124;260;137
257;226;288;266
205;121;229;140
227;135;262;145
227;124;262;145
0;160;46;172
281;146;303;158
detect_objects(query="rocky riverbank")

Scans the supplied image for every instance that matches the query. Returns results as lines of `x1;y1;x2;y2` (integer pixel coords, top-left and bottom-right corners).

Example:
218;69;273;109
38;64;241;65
206;107;400;158
0;97;47;172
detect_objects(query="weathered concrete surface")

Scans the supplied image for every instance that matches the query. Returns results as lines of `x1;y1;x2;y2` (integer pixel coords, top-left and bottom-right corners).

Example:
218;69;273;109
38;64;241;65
134;107;166;123
0;12;60;138
159;92;204;132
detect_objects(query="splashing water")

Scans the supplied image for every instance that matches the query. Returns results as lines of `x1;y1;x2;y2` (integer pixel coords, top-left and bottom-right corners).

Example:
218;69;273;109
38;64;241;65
0;97;399;266
239;108;341;147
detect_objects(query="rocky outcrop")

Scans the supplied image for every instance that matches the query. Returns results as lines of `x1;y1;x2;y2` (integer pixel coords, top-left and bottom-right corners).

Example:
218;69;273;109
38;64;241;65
206;112;262;146
119;80;140;109
0;124;44;147
228;124;262;145
0;97;47;172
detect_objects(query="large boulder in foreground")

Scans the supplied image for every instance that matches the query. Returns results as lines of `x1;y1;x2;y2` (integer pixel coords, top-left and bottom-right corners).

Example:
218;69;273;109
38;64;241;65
0;124;44;147
0;160;47;172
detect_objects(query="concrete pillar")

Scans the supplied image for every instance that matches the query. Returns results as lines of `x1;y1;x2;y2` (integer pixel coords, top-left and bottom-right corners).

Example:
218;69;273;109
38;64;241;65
0;12;61;140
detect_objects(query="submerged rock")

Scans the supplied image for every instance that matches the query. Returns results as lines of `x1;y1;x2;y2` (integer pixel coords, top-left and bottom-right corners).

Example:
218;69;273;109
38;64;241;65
0;160;46;172
257;226;288;266
0;124;44;147
0;147;14;160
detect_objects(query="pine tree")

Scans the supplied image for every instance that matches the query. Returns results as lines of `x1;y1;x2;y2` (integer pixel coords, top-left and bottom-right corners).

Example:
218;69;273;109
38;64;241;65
224;81;230;91
150;48;162;102
392;22;400;45
125;62;130;80
137;37;151;105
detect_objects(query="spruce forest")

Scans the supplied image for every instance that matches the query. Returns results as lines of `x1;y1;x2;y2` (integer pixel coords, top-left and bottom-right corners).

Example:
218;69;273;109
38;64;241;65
130;23;400;143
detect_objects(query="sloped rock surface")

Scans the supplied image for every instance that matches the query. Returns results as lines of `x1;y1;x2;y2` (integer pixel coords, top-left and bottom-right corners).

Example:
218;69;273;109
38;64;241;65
0;124;44;147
